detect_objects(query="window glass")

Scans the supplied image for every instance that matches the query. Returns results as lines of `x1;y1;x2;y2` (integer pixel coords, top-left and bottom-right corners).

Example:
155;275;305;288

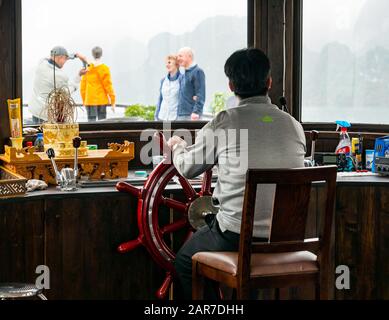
302;0;389;124
22;0;247;124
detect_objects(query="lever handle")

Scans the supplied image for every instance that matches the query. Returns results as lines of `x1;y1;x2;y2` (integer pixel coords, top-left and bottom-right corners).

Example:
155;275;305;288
47;148;55;159
311;130;319;142
73;137;82;149
46;148;63;185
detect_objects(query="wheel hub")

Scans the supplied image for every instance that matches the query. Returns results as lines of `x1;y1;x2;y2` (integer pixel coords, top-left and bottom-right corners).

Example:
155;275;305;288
188;196;219;230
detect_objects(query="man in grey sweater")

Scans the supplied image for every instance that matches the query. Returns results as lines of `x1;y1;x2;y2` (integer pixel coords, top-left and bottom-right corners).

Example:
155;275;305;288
168;48;306;299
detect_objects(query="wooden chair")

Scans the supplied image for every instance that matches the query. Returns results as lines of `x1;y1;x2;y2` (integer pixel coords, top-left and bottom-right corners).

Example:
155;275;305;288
192;166;337;300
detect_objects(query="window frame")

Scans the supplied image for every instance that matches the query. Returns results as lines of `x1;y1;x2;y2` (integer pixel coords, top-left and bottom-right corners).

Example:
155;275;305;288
297;0;389;133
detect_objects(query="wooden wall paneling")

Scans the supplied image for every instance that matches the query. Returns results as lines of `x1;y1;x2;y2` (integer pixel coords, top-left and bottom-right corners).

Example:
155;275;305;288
44;193;164;300
266;0;285;106
289;0;302;119
254;0;268;51
248;0;254;47
335;186;378;300
377;187;389;299
0;199;44;284
357;186;377;299
253;0;300;116
285;0;294;117
329;189;337;300
15;0;22;105
24;200;45;285
335;187;359;299
0;0;22;154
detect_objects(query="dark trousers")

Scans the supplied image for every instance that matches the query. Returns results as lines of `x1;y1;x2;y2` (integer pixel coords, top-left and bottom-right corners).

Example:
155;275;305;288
174;215;240;300
86;106;107;122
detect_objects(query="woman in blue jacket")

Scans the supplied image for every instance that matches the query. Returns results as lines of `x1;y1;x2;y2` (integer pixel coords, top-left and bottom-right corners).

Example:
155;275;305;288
155;55;181;121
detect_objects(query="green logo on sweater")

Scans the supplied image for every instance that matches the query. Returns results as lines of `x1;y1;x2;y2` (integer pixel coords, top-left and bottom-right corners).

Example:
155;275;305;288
261;116;274;123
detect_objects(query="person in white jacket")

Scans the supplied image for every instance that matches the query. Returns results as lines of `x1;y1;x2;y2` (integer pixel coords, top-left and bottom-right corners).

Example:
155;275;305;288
29;46;87;123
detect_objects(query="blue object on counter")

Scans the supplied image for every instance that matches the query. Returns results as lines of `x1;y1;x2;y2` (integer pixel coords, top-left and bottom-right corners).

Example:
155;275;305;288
34;133;44;152
373;136;389;173
366;150;375;171
135;171;148;178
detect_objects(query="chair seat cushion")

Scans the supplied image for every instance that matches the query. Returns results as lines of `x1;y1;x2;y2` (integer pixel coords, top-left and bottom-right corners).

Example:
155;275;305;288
192;251;318;277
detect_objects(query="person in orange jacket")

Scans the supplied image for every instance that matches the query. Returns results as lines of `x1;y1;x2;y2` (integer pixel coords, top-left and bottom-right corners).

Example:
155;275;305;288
80;46;116;122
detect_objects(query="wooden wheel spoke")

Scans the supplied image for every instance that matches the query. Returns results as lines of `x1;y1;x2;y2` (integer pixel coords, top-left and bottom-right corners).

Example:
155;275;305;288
160;218;189;235
201;170;213;196
161;197;187;213
156;273;173;300
178;176;198;200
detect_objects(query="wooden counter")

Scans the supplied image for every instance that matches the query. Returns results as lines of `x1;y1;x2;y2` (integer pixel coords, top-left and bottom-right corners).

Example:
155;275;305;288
333;174;389;300
0;173;389;299
0;184;162;300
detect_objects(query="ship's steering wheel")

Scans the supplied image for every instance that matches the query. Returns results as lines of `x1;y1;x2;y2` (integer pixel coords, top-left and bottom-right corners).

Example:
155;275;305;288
116;132;215;299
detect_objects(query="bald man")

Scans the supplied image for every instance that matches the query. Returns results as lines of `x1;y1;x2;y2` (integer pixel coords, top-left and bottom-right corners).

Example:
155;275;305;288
177;47;206;121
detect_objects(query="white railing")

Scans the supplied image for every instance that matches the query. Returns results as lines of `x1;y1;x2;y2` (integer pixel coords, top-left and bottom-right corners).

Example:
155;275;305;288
22;104;213;124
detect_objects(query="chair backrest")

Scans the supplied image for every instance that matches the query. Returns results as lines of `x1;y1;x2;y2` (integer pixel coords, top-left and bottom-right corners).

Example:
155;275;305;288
237;166;337;280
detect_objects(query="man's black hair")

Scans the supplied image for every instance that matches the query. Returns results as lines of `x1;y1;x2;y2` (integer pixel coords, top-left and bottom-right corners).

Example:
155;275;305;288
224;48;271;99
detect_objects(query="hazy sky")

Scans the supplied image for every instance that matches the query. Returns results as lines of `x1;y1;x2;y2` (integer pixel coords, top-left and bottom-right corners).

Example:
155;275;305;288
304;0;367;52
23;0;246;66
